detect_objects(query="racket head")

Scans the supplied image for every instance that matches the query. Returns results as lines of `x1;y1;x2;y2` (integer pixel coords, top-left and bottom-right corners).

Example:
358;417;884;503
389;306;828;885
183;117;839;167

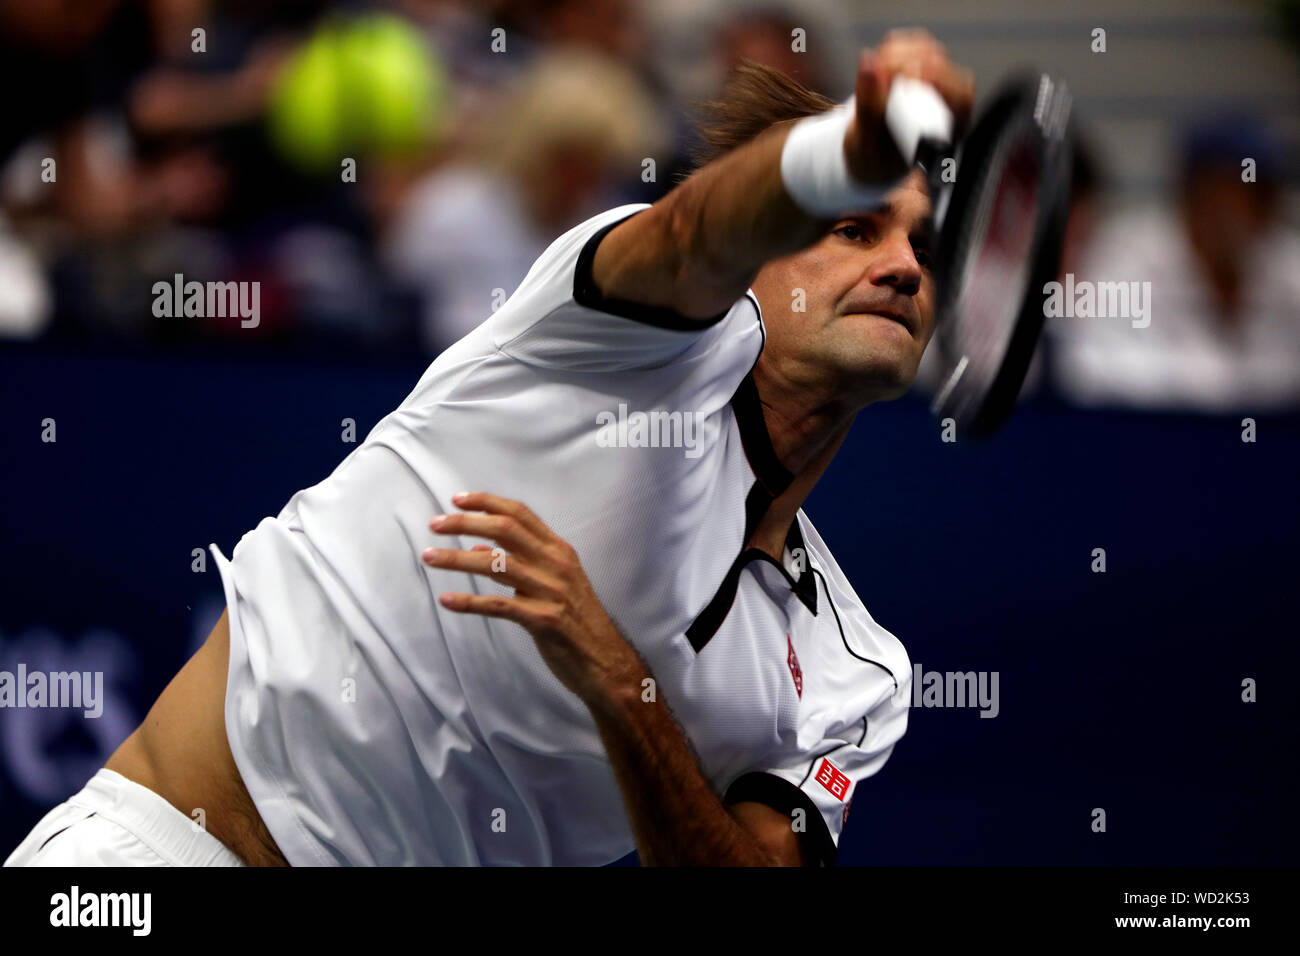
927;72;1075;438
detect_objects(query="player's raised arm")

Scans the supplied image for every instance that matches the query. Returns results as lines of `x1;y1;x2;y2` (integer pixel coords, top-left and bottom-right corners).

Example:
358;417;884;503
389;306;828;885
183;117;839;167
591;30;973;321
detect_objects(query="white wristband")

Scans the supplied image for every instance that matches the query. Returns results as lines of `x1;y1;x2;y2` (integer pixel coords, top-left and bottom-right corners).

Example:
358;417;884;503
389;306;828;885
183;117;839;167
779;95;891;217
884;76;953;169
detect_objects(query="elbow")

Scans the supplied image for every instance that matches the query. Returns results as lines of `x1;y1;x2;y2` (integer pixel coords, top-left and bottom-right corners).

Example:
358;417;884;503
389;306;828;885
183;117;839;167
660;187;753;320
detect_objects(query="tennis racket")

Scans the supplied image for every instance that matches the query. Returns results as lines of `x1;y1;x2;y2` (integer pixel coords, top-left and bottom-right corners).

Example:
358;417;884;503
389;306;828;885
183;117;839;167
887;72;1075;437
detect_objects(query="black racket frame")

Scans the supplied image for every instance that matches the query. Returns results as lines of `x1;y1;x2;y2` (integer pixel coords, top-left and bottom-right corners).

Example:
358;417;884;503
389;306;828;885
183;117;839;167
928;72;1075;438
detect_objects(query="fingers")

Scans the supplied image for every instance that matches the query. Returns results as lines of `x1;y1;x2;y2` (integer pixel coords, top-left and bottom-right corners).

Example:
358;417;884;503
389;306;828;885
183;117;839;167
429;504;542;560
425;491;572;600
422;543;563;597
920;60;974;135
430;489;576;567
436;590;557;628
847;50;906;183
449;491;555;543
860;29;975;135
876;28;949;78
854;49;889;119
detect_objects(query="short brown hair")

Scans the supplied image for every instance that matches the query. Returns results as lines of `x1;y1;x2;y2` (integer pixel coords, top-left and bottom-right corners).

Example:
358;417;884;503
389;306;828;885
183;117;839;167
686;60;835;172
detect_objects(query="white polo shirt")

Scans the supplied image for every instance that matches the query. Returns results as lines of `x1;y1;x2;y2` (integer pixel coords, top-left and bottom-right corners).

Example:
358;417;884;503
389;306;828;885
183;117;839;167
210;203;912;866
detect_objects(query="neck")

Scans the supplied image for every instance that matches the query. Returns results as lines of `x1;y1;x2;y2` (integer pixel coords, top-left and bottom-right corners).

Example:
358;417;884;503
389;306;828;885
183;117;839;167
745;361;858;560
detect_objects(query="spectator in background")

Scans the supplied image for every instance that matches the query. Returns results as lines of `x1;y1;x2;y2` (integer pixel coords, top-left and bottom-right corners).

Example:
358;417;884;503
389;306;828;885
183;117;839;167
0;0;325;346
0;211;50;338
1049;117;1300;412
642;0;850;196
2;1;439;354
401;0;650;140
382;47;666;354
713;2;832;94
0;0;159;340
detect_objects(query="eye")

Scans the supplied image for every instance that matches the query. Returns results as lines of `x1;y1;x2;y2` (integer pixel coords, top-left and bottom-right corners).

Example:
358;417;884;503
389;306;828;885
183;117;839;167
833;222;866;242
912;243;934;270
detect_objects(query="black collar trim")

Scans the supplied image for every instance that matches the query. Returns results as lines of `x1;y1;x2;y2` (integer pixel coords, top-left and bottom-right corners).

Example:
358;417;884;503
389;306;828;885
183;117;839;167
731;294;795;498
578;226;792;496
684;486;819;653
573;210;731;330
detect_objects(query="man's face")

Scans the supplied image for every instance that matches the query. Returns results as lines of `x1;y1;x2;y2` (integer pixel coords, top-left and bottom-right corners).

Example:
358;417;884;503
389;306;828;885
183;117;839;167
752;170;936;405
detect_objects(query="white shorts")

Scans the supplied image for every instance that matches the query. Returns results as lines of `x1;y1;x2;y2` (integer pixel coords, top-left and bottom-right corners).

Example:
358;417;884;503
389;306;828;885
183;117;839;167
4;769;246;867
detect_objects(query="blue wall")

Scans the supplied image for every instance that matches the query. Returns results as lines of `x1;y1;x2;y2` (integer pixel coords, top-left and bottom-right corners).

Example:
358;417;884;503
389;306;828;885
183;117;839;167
2;341;1296;864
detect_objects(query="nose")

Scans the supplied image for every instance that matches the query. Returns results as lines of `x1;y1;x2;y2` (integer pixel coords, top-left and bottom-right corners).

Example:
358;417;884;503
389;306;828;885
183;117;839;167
865;228;923;297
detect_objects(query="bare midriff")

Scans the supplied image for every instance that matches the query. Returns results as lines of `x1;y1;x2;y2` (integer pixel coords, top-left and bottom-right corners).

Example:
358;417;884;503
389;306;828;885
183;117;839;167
105;609;290;866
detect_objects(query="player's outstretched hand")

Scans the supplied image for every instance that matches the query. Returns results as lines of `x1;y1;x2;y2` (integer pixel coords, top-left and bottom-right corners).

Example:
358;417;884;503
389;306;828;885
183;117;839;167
422;491;643;707
844;28;975;184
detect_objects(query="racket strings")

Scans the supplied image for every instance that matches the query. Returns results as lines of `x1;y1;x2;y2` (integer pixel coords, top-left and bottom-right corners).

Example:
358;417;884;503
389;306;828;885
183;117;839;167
956;135;1042;381
929;72;1074;435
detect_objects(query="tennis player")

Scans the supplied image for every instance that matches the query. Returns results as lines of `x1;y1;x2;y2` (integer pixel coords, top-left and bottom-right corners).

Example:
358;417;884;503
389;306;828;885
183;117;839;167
6;31;972;867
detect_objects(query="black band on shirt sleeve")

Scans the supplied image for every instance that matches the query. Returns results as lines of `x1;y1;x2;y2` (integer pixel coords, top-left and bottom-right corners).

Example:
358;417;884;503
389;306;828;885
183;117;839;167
572;210;732;331
724;771;839;867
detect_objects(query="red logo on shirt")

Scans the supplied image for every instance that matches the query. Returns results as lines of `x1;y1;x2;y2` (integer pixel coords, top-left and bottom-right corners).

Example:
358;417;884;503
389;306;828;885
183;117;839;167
786;632;802;698
815;758;851;801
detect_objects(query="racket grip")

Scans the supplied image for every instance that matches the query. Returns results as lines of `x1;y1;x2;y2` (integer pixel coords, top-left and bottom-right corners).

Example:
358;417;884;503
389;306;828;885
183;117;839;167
885;76;954;165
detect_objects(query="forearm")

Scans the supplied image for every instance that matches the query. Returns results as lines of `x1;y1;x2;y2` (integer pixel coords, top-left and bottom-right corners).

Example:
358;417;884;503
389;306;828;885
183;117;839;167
585;672;779;867
423;492;790;865
591;37;973;322
593;120;835;321
661;121;835;314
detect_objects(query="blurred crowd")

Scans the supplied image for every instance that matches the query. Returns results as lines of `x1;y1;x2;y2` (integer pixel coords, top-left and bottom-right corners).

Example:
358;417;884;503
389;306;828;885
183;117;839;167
1046;119;1300;413
0;0;1296;413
